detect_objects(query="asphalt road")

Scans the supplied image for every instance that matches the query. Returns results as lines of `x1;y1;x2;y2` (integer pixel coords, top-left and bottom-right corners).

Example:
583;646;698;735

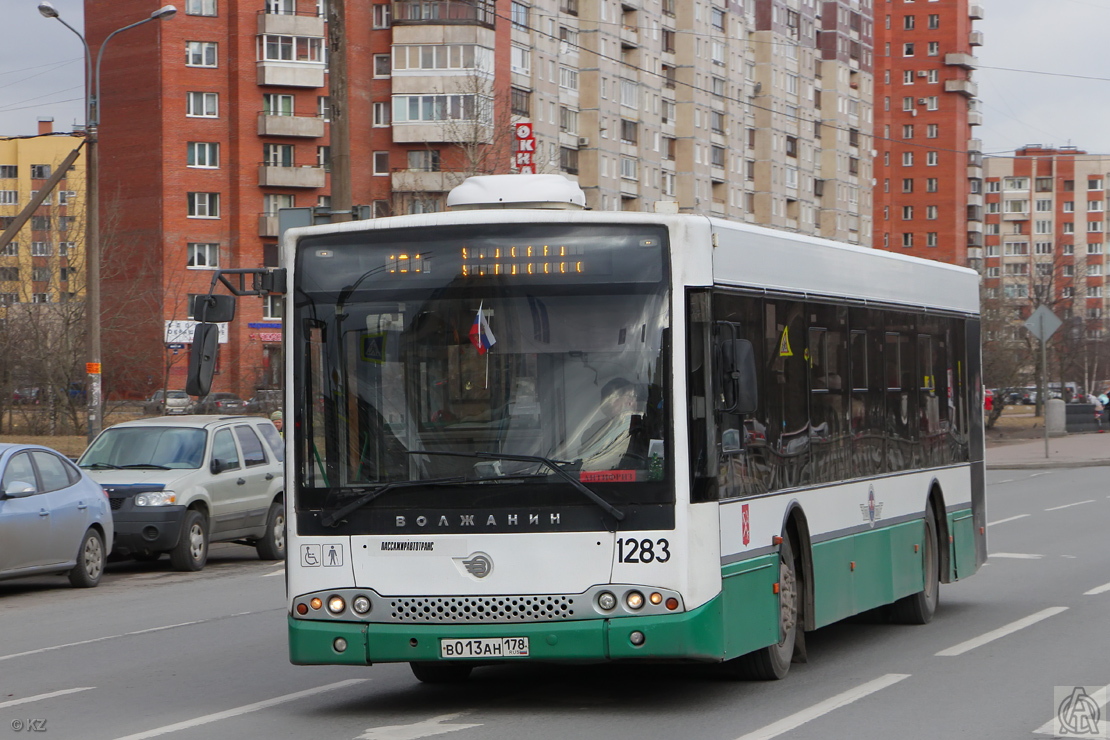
2;468;1108;740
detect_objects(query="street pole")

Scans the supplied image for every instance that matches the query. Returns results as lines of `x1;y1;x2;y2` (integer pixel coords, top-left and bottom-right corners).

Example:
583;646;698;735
326;0;352;223
38;2;176;443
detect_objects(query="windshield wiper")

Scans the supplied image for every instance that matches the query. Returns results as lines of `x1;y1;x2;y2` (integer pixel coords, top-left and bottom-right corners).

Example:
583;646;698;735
82;462;121;469
408;450;625;522
120;464;172;470
320;476;467;528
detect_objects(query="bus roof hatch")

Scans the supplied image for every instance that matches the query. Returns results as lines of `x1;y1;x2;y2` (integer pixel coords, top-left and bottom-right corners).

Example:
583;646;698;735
446;174;587;211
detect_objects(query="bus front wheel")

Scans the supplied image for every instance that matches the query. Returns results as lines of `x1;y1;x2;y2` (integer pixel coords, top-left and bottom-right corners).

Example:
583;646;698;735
725;533;800;680
410;661;473;684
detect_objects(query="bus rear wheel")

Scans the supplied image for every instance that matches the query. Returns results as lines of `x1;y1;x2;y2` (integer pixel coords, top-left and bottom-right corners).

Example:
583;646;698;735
725;534;799;680
410;661;473;684
889;505;939;625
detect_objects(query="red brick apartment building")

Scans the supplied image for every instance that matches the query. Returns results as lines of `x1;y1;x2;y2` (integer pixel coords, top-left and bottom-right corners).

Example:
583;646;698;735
872;0;983;266
983;147;1110;336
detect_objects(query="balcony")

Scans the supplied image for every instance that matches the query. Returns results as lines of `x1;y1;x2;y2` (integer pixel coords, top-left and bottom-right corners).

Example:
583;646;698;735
259;213;279;237
390;170;455;193
620;24;638;49
968;109;983;126
969;30;984;46
967;231;984;248
257;10;324;37
258;164;326;188
258;113;325;137
392;1;495;29
969;3;984;20
945;79;978;98
257;61;325;88
945;52;978;69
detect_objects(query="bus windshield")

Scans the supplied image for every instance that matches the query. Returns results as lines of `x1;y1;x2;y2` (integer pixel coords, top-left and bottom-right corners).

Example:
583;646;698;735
293;223;672;534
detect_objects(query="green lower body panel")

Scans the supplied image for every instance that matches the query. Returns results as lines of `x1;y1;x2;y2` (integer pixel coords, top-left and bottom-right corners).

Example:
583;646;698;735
288;596;739;666
949;508;977;580
719;555;780;660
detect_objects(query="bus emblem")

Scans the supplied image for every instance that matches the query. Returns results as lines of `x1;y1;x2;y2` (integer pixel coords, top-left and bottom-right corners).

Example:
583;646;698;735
459;553;493;578
741;504;750;545
860;486;884;527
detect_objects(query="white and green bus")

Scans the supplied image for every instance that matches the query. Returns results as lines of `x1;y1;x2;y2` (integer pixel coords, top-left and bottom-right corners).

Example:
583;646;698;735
193;175;985;683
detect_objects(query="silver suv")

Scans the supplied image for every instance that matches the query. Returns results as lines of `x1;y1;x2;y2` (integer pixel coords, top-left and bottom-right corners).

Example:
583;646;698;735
78;416;285;571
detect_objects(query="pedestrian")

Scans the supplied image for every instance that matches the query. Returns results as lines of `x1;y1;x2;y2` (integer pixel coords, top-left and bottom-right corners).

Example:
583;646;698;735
270;409;283;435
984;390;993;413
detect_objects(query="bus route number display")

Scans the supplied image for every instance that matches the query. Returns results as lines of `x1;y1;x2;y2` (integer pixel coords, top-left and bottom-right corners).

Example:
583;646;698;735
440;636;529;658
460;244;593;278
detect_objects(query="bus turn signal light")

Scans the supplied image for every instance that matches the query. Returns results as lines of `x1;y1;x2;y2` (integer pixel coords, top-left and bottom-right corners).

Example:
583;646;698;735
296;603;308;615
665;598;679;611
310;598;323;610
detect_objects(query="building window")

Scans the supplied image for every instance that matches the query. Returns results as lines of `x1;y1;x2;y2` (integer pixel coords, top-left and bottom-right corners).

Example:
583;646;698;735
0;165;15;178
902;152;914;166
0;191;17;206
372;3;391;28
619;118;637;144
926;178;938;193
620;156;638;180
903;124;914;139
30;164;51;179
31;216;50;230
903;15;915;30
926;205;938;220
263;94;294;116
902;178;914;193
187;192;220;218
185;41;218;67
317;96;331;121
927;41;939;55
266;0;294;14
407;150;440;172
559;67;579;91
316;146;330;171
263;294;283;320
373;151;390;175
392;95;483;123
902;206;914;220
187;242;220;269
0;243;16;256
187;92;218;118
662;29;675;53
185;0;216;16
58;190;76;205
511;1;528;28
560;147;579;175
511;45;531;75
926;151;939;166
263;193;294;216
32;293;49;304
903;43;914;56
1090;178;1104;190
263;143;294;167
259;35;325;64
372;102;390;127
187;142;220;168
31;242;52;257
902;233;914;248
373;53;391;77
925;97;938;110
511;87;531;117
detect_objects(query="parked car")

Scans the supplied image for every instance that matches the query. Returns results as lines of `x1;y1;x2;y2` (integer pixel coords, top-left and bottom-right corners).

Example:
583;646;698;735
78;416;284;571
0;443;113;588
193;393;247;415
11;387;40;405
143;390;194;416
244;390;282;415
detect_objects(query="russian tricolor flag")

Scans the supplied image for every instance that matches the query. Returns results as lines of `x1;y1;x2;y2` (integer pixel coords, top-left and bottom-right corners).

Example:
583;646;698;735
469;303;496;355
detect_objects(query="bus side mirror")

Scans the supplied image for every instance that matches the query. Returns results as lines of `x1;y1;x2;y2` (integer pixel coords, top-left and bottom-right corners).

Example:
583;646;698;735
186;323;220;397
192;294;236;323
718;338;758;415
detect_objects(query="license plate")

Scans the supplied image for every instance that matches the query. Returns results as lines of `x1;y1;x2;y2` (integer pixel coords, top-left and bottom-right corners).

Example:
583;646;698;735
439;637;529;659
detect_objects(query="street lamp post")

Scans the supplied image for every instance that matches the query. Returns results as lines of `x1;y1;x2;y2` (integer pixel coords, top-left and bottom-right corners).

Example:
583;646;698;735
38;1;176;443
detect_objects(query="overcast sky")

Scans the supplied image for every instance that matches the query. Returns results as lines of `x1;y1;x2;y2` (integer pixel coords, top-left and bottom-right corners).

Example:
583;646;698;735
2;0;1109;156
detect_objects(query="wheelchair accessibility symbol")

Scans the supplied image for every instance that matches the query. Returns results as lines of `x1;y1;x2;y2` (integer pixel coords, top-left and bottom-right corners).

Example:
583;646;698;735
300;544;344;567
300;544;321;567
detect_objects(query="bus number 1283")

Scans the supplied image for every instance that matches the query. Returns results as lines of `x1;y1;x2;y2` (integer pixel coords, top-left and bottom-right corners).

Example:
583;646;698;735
617;538;671;564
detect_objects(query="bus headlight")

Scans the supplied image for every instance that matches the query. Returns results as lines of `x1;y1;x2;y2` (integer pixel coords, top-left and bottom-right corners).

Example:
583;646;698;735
327;595;346;615
135;491;176;506
625;591;645;610
352;595;372;615
597;591;617;611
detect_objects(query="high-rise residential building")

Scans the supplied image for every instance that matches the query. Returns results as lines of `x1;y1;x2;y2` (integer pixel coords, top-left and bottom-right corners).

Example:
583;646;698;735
872;0;983;266
0;118;86;312
89;0;874;398
983;147;1110;341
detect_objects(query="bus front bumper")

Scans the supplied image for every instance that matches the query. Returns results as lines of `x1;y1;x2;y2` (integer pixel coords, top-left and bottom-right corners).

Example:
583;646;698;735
288;595;726;666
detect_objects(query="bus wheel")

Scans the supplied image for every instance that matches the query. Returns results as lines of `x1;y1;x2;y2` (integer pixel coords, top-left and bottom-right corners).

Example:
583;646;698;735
725;534;799;680
889;505;939;625
410;662;473;684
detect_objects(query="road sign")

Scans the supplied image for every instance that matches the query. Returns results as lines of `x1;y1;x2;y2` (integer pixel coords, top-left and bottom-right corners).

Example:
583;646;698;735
1024;305;1062;342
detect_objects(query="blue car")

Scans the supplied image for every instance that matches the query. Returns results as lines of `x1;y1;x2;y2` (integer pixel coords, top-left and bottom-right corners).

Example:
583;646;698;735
0;444;114;588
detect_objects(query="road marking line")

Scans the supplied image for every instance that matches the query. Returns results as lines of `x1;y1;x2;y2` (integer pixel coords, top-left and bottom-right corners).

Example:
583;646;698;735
0;687;94;710
1045;500;1095;511
733;674;910;740
936;607;1068;657
1033;685;1110;735
358;712;481;740
1084;581;1110;595
987;514;1030;527
112;679;368;740
0;611;273;663
263;568;285;577
991;553;1044;559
